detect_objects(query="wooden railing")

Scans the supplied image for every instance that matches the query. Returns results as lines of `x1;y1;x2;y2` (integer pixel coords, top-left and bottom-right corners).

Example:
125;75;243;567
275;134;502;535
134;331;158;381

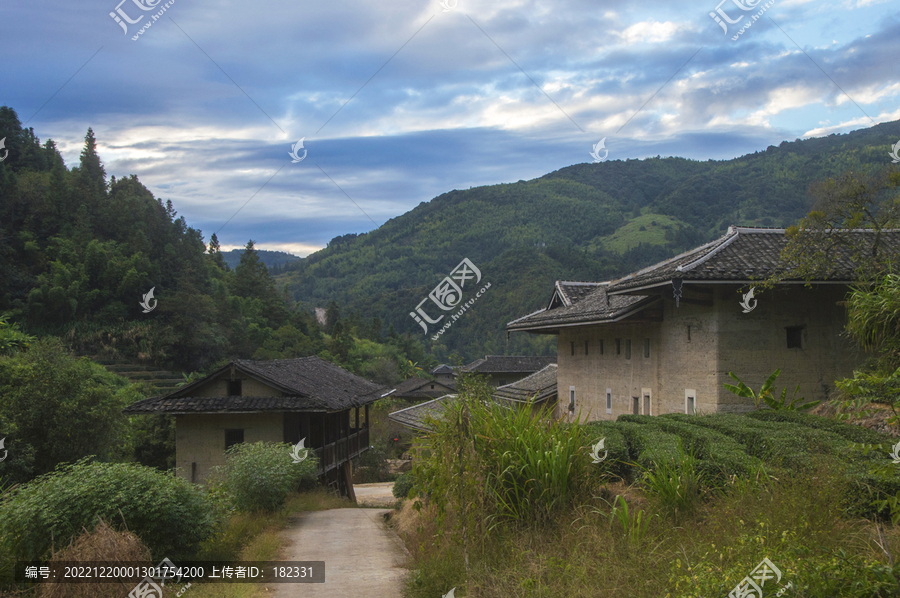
313;427;370;474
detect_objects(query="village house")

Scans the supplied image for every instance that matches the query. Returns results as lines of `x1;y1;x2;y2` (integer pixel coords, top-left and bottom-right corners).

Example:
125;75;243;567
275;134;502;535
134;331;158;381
506;226;899;421
123;356;385;497
388;363;558;431
458;355;556;387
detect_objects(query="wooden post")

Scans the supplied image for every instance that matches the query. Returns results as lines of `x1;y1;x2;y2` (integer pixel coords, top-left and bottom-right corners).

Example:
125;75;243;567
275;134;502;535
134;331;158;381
342;460;356;503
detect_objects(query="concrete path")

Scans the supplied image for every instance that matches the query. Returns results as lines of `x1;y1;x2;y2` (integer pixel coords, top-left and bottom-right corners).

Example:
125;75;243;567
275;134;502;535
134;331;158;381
353;482;397;508
275;508;409;597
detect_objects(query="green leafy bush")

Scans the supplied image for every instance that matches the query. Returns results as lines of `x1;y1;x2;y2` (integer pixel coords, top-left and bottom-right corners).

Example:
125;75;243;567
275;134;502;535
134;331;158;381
393;471;415;499
583;421;630;479
652;415;761;481
212;441;318;512
617;420;682;469
746;410;890;445
0;459;217;562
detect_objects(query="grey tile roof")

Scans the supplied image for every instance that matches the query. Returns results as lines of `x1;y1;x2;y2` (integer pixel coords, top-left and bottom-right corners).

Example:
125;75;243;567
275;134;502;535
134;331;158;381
123;356;385;414
459;355;556;374
492;364;557;404
387;395;457;432
385;376;456;399
553;281;603;306
506;283;654;331
431;364;455;375
607;226;900;293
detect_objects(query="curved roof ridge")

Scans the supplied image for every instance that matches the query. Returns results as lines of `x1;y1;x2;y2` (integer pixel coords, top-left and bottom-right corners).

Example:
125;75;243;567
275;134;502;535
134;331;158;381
676;226;740;273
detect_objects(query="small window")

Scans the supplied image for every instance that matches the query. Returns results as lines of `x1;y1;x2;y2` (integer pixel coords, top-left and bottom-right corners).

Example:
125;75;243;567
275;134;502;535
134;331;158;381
430;384;435;389
643;391;651;415
227;379;242;396
625;339;632;360
191;462;197;483
616;339;621;355
571;341;575;356
600;339;604;355
687;396;695;415
225;429;244;450
569;387;575;412
786;326;803;349
687;325;691;342
606;389;612;414
632;396;639;414
585;340;589;355
643;338;650;358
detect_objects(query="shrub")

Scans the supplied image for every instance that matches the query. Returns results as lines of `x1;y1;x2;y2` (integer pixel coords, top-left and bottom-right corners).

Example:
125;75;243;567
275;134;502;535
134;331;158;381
637;441;703;524
0;459;216;562
617;420;683;469
653;415;761;481
746;410;890;445
212;441;318;513
393;471;415;499
583;421;630;479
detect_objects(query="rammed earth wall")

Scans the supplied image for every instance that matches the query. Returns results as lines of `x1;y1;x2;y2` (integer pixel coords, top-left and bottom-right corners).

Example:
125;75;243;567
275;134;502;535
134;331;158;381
557;284;860;422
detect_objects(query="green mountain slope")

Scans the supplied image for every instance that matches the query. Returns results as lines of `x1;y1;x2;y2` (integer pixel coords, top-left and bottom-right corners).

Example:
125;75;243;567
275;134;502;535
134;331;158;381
276;120;900;361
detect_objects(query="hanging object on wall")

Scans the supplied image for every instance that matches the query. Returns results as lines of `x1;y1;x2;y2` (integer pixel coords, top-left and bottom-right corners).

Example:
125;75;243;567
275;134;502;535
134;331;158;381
672;278;684;307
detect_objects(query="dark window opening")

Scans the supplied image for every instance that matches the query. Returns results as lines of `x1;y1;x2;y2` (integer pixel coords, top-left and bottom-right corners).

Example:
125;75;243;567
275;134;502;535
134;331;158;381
632;396;639;414
225;429;244;450
625;339;632;360
686;395;695;415
616;339;621;355
687;325;691;342
606;390;612;413
585;340;589;355
227;379;242;396
430;384;435;389
643;393;651;415
191;462;197;483
643;338;650;358
786;326;803;349
600;339;604;355
569;389;575;412
571;341;575;356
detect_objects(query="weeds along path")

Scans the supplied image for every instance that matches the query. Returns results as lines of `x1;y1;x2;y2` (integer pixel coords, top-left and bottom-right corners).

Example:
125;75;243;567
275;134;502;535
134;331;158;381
274;508;409;597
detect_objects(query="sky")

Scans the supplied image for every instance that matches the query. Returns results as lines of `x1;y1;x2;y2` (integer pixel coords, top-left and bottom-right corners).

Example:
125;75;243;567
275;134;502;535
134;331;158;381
2;0;899;256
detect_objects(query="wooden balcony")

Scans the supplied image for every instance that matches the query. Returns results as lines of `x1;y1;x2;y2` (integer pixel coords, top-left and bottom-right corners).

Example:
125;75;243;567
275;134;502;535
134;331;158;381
313;426;370;474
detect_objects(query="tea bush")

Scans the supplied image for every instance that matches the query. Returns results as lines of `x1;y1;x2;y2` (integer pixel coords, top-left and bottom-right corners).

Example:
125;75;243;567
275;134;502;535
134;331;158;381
582;420;630;479
212;441;318;513
0;459;216;562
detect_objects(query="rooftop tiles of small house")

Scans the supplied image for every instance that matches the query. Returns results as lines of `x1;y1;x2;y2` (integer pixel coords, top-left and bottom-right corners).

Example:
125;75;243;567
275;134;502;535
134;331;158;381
387;394;457;431
123;356;385;414
492;363;557;403
459;355;556;374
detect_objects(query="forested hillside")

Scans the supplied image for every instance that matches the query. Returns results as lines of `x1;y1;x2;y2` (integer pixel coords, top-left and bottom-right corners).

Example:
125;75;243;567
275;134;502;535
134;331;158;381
0;106;432;378
276;119;900;360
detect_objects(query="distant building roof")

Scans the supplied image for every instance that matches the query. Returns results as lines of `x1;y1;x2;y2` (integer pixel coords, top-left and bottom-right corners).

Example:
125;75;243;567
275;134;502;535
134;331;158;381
607;226;900;294
387;395;457;432
459;355;556;374
508;227;900;332
431;364;455;375
493;364;557;404
383;376;456;399
124;356;385;414
507;283;654;332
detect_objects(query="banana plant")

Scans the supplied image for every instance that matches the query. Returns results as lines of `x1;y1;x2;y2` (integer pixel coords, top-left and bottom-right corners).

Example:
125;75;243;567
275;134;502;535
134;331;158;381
725;369;820;411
